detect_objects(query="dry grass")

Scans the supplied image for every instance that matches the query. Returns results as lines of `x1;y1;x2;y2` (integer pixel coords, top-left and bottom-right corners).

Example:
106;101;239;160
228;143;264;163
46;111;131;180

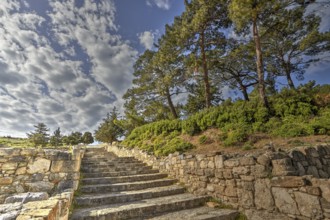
181;128;330;155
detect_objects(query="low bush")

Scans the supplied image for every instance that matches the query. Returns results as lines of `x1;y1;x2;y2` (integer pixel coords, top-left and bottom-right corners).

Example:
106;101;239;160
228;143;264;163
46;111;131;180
122;83;330;155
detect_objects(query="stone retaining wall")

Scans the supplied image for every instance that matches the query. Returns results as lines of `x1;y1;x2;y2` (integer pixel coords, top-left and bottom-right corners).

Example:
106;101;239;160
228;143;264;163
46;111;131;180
0;146;84;219
108;144;330;220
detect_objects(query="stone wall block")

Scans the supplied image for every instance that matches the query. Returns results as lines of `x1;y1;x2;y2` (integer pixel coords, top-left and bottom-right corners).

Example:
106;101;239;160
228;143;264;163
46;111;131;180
307;166;319;177
305;147;320;158
233;166;250;175
224;185;237;197
207;160;215;169
215;169;223;179
272;187;300;216
272;158;297;176
240;156;256;166
251;164;269;178
0;177;13;185
214;155;224;169
0;148;21;156
271;176;306;188
2;162;18;170
51;160;80;173
27;158;51;174
289;150;307;162
257;155;271;166
25;181;54;193
255;179;274;210
223;169;233;179
299;186;321;196
294;191;322;219
9;156;27;163
224;159;239;168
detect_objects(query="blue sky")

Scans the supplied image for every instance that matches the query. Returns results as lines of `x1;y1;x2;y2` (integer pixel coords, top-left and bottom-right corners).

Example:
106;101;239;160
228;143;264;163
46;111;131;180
0;0;329;137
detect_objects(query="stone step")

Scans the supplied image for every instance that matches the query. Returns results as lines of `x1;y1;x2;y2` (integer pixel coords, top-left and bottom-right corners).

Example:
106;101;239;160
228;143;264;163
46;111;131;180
81;173;168;185
82;169;159;178
75;185;185;207
82;159;140;164
81;162;145;168
81;165;153;173
147;206;239;220
80;179;177;193
70;194;210;220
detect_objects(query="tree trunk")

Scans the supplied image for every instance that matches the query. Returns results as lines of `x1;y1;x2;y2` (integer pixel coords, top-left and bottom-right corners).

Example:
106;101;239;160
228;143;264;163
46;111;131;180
253;19;269;109
241;85;250;101
286;70;295;89
166;87;178;119
200;32;211;108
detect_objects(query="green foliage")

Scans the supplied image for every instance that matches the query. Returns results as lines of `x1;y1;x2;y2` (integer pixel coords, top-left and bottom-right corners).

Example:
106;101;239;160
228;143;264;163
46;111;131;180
49;127;62;147
27;123;50;148
82;132;94;144
122;84;330;154
94;107;124;144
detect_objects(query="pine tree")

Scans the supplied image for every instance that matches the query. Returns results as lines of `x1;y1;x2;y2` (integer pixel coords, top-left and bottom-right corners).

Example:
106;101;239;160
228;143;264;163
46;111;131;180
49;127;62;147
94;107;124;143
27;123;50;147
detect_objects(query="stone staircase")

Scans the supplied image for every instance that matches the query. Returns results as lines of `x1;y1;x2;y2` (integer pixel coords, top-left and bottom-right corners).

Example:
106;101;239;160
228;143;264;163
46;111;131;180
70;147;239;220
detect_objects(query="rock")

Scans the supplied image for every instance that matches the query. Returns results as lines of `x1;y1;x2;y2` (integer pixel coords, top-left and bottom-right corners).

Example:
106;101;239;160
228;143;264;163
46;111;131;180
255;179;274;210
206;201;219;208
50;160;80;172
271;176;306;188
31;173;44;182
0;177;13;185
2;163;18;170
272;187;300;215
312;179;330;202
0;148;20;156
300;186;321;196
16;167;27;175
25;181;54;193
27;158;51;174
245;209;292;220
224;159;239;168
214;155;225;168
294;192;322;219
272;158;297;176
306;166;319;178
239;156;256;166
5;192;49;204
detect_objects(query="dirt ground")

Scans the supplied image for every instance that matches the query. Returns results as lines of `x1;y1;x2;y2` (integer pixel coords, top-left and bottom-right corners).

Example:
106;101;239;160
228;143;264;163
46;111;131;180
182;128;330;155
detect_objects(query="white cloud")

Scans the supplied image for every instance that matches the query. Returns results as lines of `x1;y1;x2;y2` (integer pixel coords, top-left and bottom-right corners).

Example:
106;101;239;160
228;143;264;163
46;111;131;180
138;31;155;50
0;0;138;137
146;0;171;10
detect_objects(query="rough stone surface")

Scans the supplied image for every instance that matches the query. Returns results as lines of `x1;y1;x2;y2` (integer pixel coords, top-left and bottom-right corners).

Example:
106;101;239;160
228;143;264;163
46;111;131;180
255;179;274;210
107;144;330;220
27;158;51;174
5;192;49;204
294;191;322;218
272;187;299;215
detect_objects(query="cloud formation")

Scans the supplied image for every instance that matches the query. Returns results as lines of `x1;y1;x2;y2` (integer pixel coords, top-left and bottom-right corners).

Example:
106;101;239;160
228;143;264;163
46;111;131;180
146;0;171;10
0;0;137;137
138;31;155;50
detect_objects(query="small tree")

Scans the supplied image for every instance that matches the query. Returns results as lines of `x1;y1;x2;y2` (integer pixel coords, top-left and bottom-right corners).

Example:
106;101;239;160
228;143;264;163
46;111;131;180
49;127;62;147
68;132;82;145
27;123;50;147
94;107;124;144
82;131;94;144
